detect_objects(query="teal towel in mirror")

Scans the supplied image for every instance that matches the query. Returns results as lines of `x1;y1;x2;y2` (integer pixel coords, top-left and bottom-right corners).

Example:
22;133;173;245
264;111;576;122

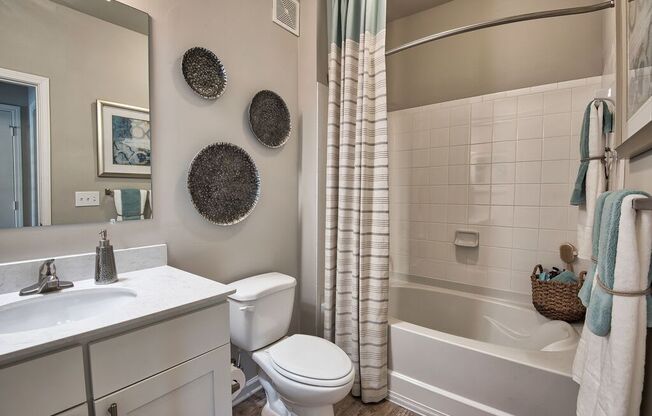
121;189;142;221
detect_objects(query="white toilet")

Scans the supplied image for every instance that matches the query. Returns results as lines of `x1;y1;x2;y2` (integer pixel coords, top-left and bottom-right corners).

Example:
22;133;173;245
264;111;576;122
228;272;354;416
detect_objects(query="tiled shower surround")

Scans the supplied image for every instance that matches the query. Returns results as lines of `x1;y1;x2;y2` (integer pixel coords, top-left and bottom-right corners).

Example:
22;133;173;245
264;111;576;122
389;76;603;294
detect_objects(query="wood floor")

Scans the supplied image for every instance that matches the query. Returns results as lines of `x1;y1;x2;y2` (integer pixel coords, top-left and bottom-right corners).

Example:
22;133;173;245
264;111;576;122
233;390;418;416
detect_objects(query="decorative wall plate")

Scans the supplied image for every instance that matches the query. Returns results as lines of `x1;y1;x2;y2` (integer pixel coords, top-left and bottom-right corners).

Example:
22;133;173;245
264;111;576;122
182;47;227;100
187;143;260;225
248;90;291;148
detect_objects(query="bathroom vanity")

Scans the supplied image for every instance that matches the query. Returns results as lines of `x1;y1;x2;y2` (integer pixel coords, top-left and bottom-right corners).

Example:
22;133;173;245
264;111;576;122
0;245;235;416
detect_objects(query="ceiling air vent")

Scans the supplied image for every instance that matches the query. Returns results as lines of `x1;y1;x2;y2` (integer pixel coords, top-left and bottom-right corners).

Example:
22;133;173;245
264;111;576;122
273;0;299;36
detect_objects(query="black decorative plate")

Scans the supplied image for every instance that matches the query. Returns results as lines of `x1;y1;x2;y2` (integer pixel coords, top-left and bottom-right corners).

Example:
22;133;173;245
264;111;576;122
182;47;227;100
248;90;291;148
187;143;260;225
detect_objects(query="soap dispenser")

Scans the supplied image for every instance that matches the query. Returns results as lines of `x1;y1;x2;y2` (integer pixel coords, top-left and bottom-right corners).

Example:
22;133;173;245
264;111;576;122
95;229;118;284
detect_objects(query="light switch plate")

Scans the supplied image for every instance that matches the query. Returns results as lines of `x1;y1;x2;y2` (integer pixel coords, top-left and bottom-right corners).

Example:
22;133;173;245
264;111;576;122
75;191;100;207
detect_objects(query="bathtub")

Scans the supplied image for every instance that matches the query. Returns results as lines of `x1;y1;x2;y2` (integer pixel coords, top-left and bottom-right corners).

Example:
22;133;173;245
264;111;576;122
388;279;580;416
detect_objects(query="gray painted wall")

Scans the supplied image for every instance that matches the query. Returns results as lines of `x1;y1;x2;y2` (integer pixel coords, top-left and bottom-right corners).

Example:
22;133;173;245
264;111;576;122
386;0;607;110
0;0;301;296
0;0;150;225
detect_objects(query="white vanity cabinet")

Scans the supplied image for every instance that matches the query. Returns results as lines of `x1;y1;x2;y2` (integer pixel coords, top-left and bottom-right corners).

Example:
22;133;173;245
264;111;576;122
0;302;232;416
89;303;231;416
94;345;230;416
0;258;235;416
0;347;87;415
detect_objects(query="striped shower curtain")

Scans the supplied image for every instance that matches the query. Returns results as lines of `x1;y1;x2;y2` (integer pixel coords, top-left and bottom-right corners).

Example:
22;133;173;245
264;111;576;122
323;0;389;403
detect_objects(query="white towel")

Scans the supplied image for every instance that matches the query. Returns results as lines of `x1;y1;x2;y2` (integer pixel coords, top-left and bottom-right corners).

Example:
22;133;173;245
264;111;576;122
573;194;652;416
113;189;149;221
577;101;610;259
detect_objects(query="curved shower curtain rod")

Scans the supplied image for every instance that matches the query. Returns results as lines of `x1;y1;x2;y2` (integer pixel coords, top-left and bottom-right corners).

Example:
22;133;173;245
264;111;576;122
385;0;615;57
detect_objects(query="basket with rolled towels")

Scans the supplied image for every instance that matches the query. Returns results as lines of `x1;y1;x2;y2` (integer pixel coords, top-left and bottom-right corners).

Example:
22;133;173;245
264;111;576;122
530;264;587;322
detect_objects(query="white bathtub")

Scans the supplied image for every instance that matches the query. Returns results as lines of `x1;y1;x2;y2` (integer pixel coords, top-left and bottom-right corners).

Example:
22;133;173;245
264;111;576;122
388;280;580;416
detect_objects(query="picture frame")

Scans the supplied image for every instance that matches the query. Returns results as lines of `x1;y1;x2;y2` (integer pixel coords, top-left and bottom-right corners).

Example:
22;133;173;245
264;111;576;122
96;99;151;178
624;0;652;141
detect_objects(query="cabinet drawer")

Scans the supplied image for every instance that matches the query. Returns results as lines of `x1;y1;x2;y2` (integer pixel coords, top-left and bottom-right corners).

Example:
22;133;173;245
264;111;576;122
0;347;86;416
94;344;231;416
90;302;229;398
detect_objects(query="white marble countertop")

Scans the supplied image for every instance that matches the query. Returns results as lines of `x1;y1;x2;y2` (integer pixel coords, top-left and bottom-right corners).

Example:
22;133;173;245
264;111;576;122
0;265;235;367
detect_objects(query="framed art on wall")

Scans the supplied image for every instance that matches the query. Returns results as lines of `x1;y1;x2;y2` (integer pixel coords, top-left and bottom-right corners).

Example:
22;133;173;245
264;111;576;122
626;0;652;139
97;99;151;178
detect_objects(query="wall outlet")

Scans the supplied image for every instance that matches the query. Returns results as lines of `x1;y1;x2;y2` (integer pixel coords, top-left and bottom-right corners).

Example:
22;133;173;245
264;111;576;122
75;191;100;207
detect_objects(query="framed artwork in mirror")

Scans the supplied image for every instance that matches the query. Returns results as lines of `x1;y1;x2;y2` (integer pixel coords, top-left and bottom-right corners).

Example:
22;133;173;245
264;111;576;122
97;99;151;178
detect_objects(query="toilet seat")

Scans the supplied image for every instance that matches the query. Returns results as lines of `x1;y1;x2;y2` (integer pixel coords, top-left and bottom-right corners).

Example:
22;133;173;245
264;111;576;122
268;334;353;388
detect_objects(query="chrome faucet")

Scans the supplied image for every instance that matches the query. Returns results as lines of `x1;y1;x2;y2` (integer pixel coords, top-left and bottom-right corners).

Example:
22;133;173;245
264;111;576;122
19;259;74;296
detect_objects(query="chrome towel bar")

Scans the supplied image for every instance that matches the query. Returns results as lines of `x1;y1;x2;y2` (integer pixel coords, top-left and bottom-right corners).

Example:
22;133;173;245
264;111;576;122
633;198;652;211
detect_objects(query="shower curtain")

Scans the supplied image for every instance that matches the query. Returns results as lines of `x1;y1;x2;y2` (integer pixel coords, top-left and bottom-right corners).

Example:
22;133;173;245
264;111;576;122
323;0;389;403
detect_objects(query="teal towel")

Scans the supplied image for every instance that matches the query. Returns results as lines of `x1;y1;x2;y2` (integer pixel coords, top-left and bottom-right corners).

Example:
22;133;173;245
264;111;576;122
578;191;612;306
551;270;578;284
583;190;650;336
538;272;551;281
570;100;613;206
121;189;142;221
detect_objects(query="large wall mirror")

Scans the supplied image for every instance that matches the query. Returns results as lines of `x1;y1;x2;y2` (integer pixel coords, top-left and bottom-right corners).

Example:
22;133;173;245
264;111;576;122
0;0;151;229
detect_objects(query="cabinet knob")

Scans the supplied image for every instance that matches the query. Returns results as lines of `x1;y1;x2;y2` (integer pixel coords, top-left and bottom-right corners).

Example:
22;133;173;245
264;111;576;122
108;403;118;416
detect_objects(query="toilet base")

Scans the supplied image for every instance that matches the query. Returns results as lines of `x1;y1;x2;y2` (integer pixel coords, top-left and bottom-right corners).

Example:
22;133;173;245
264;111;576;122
261;402;281;416
261;401;335;416
258;371;336;416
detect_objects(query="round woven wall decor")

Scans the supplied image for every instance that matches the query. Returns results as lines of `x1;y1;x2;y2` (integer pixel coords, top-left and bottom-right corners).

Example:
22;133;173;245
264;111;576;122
187;143;260;225
182;47;227;100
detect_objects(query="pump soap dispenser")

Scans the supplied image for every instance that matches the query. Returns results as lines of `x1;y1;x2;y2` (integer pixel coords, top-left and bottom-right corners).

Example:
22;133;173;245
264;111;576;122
95;229;118;284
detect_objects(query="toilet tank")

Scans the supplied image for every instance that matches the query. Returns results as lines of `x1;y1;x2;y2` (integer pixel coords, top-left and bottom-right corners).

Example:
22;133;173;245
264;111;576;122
227;272;296;351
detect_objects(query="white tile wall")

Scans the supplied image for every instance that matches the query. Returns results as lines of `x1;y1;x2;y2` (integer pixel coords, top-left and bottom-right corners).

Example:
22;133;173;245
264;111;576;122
389;77;602;295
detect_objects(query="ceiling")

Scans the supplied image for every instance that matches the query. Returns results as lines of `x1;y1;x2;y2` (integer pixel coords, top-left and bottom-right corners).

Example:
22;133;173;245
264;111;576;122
387;0;454;22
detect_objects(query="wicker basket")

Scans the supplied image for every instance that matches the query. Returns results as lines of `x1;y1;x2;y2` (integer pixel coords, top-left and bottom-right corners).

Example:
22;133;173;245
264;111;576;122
530;264;586;322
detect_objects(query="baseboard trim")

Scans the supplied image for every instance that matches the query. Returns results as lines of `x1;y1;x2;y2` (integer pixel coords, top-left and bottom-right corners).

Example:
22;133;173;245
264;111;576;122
388;371;510;416
232;375;262;407
388;390;447;416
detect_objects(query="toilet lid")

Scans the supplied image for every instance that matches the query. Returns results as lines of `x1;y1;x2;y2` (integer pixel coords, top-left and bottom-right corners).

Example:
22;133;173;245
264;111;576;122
269;334;353;386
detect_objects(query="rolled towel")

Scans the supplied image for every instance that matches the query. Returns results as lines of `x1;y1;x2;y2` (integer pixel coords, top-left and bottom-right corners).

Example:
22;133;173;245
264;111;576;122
550;270;577;284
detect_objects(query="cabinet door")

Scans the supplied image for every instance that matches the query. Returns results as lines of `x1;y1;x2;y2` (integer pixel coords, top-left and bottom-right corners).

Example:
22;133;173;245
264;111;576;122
0;347;86;416
94;345;231;416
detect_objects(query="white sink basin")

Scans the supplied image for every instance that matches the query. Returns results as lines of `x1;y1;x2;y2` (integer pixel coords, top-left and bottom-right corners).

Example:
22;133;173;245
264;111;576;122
0;288;137;334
